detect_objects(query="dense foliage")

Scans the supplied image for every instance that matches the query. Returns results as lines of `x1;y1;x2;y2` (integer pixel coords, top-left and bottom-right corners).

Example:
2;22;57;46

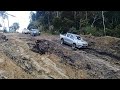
9;22;20;32
28;11;120;38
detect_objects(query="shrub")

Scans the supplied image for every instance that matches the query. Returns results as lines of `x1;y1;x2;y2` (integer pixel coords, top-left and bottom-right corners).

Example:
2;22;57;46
84;26;96;35
52;17;62;30
69;27;79;34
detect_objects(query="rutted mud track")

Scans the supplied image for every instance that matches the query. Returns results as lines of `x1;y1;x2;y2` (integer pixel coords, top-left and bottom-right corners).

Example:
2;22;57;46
1;33;120;79
28;35;120;79
81;48;120;61
54;39;120;62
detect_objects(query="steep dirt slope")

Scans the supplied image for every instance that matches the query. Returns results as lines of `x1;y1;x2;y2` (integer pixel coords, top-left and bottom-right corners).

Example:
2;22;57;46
0;33;120;79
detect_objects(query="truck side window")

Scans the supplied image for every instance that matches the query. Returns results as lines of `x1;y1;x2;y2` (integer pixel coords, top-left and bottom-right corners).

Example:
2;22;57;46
70;35;74;40
67;34;70;37
76;36;81;40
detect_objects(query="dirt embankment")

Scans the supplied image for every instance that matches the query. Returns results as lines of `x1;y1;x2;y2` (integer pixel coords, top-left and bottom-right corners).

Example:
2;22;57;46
0;33;34;79
0;33;88;79
29;39;120;79
1;33;120;79
82;35;120;59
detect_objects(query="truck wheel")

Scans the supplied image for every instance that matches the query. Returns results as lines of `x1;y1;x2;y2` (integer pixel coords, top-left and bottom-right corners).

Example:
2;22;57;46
72;43;76;50
61;39;64;44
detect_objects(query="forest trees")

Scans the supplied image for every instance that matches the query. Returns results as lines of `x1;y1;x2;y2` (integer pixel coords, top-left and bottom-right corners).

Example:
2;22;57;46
28;11;120;38
9;22;20;32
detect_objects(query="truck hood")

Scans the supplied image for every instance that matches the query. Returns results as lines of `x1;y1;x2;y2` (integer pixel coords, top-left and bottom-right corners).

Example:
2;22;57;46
77;40;88;44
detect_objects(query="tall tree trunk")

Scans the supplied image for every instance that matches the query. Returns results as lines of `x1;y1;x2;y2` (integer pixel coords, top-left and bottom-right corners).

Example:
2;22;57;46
7;16;9;31
56;11;59;17
80;19;82;29
102;11;106;36
47;12;50;29
74;11;76;20
74;11;77;29
2;18;5;29
91;15;97;27
112;17;113;25
85;11;88;25
2;16;5;31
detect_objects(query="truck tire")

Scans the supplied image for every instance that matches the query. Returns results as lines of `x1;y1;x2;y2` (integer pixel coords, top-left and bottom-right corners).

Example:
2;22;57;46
61;39;64;45
72;43;76;50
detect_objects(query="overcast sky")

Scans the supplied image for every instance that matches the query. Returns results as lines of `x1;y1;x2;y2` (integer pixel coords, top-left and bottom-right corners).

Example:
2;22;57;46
0;11;36;32
7;11;31;30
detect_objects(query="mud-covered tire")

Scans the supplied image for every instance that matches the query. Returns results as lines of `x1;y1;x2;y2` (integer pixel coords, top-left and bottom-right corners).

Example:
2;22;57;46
72;43;76;50
61;39;64;45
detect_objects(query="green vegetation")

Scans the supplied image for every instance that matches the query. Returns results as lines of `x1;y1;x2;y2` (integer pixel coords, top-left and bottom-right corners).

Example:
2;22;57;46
28;11;120;38
9;22;20;32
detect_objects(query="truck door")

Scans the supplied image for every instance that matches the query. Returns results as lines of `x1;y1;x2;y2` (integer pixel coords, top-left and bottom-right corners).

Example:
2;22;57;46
69;35;74;45
65;33;71;44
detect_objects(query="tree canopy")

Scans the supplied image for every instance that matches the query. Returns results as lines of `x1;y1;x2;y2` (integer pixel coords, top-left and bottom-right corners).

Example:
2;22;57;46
9;22;20;32
28;11;120;38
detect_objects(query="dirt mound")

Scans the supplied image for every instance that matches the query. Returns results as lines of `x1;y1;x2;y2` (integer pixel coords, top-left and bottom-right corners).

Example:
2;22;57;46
0;49;34;79
1;33;120;79
0;33;8;42
28;39;79;65
82;35;120;59
28;39;120;79
0;35;70;79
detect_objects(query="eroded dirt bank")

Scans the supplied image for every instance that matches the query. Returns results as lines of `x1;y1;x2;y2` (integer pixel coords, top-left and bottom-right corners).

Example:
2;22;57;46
0;33;120;79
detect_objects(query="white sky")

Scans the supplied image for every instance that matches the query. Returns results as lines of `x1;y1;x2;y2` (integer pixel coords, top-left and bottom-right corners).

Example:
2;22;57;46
0;11;36;32
7;11;31;30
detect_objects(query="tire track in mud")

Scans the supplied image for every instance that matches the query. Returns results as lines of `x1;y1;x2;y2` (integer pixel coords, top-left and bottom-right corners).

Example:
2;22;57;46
28;38;120;78
22;34;120;68
5;33;120;79
2;33;70;79
10;33;120;68
80;48;120;60
53;39;120;61
51;39;120;77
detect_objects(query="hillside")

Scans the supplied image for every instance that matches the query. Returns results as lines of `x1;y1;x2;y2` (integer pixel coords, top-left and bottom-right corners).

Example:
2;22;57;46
0;33;120;79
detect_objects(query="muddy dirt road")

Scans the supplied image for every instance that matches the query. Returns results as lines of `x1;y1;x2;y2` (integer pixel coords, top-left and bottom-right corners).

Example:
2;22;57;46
1;33;120;79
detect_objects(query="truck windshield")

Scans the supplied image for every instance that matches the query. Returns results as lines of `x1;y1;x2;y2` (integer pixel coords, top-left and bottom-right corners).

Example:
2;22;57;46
76;36;81;40
31;29;38;31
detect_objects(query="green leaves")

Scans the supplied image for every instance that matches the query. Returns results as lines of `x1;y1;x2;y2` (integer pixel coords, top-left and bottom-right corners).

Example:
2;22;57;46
52;17;62;29
28;11;120;37
9;22;20;32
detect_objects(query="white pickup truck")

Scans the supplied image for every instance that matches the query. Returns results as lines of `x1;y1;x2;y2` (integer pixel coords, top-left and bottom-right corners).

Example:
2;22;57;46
60;33;88;49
